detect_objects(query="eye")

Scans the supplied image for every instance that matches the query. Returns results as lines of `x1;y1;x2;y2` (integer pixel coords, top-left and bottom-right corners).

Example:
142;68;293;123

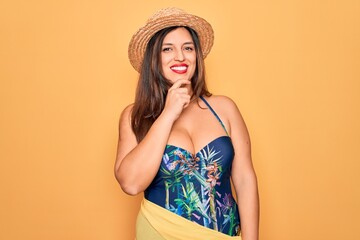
184;46;194;51
162;47;172;52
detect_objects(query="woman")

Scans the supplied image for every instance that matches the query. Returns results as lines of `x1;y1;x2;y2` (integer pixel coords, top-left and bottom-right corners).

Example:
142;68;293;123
115;7;259;240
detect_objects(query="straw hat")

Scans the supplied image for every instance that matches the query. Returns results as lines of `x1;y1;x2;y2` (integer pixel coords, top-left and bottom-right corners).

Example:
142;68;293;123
128;7;214;72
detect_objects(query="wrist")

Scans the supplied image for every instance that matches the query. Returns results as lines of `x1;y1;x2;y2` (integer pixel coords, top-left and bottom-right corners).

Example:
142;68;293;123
158;109;177;124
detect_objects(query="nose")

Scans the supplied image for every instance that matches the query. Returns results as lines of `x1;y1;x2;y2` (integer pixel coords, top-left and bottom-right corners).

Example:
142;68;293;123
174;49;185;61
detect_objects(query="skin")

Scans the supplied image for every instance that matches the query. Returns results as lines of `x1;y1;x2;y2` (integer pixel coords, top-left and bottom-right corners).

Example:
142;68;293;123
115;27;259;240
161;27;196;95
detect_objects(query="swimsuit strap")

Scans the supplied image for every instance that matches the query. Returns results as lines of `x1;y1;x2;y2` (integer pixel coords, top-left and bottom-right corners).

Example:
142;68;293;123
200;96;229;136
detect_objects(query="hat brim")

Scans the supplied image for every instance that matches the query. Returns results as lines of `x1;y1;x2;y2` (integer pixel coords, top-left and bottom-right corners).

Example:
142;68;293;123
128;8;214;72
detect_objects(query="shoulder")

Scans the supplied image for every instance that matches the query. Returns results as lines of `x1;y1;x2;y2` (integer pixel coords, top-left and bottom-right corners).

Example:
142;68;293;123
121;103;134;118
119;103;134;128
202;94;239;114
203;95;247;136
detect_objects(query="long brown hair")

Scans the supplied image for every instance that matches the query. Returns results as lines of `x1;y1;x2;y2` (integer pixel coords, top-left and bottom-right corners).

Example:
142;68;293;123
131;26;211;143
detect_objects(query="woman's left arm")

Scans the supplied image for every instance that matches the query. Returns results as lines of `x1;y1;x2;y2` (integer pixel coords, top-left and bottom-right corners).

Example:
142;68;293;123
224;97;259;240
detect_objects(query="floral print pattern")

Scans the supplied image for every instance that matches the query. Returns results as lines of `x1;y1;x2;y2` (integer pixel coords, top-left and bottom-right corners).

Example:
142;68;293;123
145;136;241;236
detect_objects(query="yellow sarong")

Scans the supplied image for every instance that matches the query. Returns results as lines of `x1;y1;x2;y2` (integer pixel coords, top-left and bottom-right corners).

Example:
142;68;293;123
136;198;242;240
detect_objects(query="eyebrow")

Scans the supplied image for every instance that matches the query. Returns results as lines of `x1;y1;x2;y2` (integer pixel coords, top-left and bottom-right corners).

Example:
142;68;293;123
162;41;194;46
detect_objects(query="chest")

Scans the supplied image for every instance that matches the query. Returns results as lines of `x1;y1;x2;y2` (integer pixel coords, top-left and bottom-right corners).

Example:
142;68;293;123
167;103;229;155
162;135;235;181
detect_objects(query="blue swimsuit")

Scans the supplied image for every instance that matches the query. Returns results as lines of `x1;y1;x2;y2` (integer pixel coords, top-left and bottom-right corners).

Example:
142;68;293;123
145;96;241;236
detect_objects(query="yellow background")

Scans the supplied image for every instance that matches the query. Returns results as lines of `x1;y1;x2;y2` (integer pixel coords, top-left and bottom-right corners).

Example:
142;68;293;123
1;0;359;239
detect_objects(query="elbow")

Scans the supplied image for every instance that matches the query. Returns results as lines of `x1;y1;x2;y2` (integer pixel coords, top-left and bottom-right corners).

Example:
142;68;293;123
120;183;142;196
114;171;143;196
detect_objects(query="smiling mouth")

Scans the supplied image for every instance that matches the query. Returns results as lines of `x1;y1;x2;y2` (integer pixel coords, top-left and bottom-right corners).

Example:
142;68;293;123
170;65;188;74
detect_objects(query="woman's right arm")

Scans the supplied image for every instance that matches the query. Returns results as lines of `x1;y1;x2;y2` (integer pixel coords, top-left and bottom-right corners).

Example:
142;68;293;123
114;79;190;195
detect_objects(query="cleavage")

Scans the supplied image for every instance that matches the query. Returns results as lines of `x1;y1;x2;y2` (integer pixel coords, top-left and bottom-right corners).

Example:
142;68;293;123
167;123;227;156
166;101;227;155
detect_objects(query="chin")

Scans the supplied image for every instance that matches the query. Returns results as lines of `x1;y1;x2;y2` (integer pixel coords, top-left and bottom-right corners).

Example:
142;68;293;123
172;74;192;81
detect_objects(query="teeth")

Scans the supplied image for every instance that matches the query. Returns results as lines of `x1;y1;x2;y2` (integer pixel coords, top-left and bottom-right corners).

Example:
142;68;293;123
171;66;187;71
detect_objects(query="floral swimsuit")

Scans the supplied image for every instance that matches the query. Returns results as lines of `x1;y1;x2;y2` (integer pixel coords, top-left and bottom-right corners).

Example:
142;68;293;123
145;96;241;236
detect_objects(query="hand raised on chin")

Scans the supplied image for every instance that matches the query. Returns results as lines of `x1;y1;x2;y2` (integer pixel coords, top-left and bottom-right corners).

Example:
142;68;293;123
162;79;191;122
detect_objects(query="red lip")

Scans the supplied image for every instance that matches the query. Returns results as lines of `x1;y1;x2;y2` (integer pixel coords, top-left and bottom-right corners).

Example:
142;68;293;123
170;64;188;74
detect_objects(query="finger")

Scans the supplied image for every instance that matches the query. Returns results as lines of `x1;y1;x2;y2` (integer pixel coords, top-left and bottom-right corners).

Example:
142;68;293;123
172;87;189;94
182;95;191;108
169;79;191;90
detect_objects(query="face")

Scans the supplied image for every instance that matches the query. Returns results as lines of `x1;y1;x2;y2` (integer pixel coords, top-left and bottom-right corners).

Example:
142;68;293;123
161;27;197;84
